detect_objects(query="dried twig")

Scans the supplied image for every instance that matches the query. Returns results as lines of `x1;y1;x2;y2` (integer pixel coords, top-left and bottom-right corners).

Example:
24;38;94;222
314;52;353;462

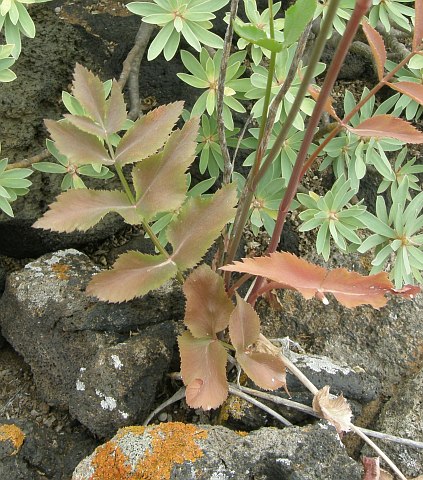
143;387;186;426
5;149;50;170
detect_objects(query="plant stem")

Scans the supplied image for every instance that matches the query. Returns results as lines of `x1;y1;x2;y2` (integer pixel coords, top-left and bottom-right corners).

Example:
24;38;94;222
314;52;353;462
300;50;416;176
247;0;372;304
218;0;239;185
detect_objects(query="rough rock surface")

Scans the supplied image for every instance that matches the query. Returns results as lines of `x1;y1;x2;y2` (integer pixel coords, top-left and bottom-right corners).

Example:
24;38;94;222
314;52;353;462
0;419;97;480
362;367;423;477
72;421;363;480
0;250;183;437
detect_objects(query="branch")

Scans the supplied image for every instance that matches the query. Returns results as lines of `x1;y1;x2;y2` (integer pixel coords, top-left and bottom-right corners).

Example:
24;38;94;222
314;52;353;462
5;149;50;170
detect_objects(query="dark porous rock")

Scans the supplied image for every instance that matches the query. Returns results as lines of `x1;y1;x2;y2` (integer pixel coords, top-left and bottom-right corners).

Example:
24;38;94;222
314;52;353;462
72;421;363;480
0;418;97;480
69;323;176;438
0;250;183;437
362;367;423;477
257;289;423;395
0;6;125;259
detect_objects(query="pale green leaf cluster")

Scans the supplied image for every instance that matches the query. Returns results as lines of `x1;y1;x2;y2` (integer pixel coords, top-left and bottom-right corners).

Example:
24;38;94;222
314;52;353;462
359;179;423;286
368;0;415;32
0;146;32;217
0;44;16;81
126;0;229;60
0;0;52;58
298;176;366;261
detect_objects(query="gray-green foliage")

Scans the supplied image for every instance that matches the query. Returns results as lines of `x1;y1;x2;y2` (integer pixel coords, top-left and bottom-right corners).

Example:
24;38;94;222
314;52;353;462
0;43;16;81
0;146;32;217
0;0;52;58
359;179;423;286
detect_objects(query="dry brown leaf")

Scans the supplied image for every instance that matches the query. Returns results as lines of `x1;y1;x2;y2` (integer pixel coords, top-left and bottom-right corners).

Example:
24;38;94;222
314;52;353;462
312;385;352;434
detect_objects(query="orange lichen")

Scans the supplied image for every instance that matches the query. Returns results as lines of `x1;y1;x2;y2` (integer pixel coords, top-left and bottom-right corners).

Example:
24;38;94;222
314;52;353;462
0;424;25;455
236;430;249;437
51;263;71;280
135;422;207;480
88;423;208;480
89;442;132;480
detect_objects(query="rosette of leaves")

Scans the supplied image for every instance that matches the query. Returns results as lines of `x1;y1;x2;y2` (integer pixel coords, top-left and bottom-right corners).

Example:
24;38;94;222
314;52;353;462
0;147;32;217
178;48;250;130
297;176;366;261
242;119;314;182
230;0;284;66
0;0;51;58
245;44;325;130
313;0;355;36
385;60;423;121
0;44;16;81
233;168;298;237
358;178;423;286
320;88;405;189
367;0;414;32
126;0;228;61
377;146;423;198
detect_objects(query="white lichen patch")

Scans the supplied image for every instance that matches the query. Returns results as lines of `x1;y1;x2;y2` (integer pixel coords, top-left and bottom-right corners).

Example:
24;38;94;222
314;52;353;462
119;410;129;419
111;354;123;370
291;352;351;375
210;465;232;479
95;389;117;411
276;458;292;466
76;380;86;391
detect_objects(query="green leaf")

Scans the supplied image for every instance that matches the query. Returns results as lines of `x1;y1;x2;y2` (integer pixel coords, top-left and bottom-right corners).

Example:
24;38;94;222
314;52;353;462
32;162;67;174
284;0;317;46
233;19;283;52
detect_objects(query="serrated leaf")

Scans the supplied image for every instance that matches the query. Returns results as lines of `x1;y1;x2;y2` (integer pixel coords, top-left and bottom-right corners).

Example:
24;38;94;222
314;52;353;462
312;385;352;434
72;64;106;125
183;264;233;338
114;101;184;165
32;189;138;232
63;114;106;138
178;332;228;410
388;81;423;106
362;19;386;81
45;120;111;166
222;252;399;309
168;184;237;270
347;115;423;143
132;117;199;220
86;251;178;302
307;84;339;120
105;80;127;134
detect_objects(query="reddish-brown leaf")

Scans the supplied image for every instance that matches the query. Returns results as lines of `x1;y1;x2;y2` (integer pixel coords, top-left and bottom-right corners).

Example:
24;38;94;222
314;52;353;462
362;19;386;81
347;115;423;143
72;64;106;126
86;251;178;302
221;252;396;309
178;332;228;410
168;183;237;271
45;120;112;166
413;0;423;50
105;80;127;134
388;81;423;106
132;118;199;220
114;101;184;166
32;189;138;233
63;114;106;138
308;84;339;120
183;264;233;338
312;385;352;434
229;297;286;391
362;456;381;480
